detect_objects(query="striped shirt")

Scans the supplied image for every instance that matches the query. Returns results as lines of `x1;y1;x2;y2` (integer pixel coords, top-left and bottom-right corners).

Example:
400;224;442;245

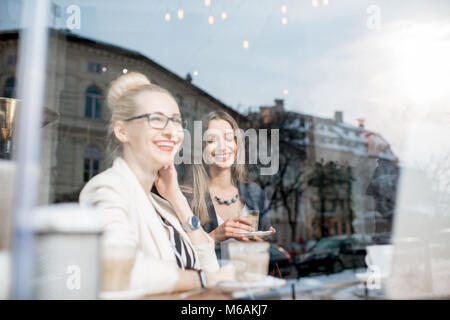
157;214;197;270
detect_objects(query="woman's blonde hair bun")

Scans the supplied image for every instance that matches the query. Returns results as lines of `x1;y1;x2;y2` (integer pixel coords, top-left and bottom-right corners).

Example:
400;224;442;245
107;72;151;111
105;71;175;164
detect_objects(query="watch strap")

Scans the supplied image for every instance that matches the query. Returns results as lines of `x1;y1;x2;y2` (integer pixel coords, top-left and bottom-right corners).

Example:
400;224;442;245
197;270;208;288
182;216;200;233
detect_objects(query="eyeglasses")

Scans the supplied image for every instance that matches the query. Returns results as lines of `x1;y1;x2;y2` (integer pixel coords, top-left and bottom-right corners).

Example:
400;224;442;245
124;112;187;130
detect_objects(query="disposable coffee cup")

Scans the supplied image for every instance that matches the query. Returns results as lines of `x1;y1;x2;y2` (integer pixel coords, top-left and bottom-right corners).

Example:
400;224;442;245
31;204;103;299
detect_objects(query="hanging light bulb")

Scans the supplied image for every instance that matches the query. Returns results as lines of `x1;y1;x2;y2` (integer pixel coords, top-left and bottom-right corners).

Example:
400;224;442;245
208;16;214;24
282;16;288;24
283;89;289;95
324;0;329;5
177;9;184;19
221;12;227;20
122;68;128;74
193;71;199;76
164;13;171;21
312;0;318;8
281;5;287;14
243;40;249;49
204;0;211;7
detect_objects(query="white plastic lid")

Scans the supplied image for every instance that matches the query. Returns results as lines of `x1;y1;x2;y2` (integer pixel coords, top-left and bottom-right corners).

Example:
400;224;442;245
32;204;102;234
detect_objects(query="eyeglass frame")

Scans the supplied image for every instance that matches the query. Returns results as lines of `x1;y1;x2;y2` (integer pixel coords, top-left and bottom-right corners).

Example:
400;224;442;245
123;112;187;130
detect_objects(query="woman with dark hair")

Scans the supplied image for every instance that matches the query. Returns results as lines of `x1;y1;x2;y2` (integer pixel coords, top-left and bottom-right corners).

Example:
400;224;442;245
186;111;276;259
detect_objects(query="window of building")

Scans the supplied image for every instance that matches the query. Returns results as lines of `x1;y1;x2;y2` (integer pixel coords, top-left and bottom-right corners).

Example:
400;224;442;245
84;85;102;119
87;62;103;73
3;77;16;98
300;118;305;127
334;222;339;234
7;54;17;66
83;146;101;182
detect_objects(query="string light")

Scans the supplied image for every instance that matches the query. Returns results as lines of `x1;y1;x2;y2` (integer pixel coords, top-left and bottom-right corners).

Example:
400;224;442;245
324;0;329;5
208;16;214;24
122;68;128;74
221;12;227;20
193;71;199;76
102;66;107;73
204;0;211;7
283;89;289;95
164;13;171;21
281;5;287;14
312;0;318;8
282;16;287;24
243;40;249;49
177;9;184;19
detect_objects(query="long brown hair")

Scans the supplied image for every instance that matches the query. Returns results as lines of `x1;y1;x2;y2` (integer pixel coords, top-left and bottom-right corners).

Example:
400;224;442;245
188;111;251;224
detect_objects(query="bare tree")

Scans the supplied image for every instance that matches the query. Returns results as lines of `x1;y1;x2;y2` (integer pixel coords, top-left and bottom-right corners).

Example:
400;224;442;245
247;111;307;242
306;160;355;237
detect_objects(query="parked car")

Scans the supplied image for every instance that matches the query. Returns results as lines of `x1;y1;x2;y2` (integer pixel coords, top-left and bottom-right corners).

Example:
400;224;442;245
371;232;392;245
294;235;370;278
280;242;304;264
269;244;292;277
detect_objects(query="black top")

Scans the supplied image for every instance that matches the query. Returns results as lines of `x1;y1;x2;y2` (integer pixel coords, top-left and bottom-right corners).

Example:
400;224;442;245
185;181;272;259
201;181;271;233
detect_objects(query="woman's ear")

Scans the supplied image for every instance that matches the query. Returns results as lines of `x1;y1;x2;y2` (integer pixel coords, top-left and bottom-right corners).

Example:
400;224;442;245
113;121;129;143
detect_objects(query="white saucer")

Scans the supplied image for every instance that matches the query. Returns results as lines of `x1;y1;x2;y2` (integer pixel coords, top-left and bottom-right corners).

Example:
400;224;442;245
217;275;286;292
98;289;147;300
234;230;274;239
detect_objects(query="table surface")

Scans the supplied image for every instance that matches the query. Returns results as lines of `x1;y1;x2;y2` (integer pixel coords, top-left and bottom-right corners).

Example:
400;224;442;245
141;280;365;300
142;288;234;300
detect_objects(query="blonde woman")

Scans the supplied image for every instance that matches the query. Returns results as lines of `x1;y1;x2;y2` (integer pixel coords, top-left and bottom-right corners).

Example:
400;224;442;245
79;72;233;295
187;111;276;259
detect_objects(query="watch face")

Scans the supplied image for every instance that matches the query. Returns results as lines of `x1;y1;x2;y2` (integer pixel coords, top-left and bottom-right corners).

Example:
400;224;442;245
191;216;200;229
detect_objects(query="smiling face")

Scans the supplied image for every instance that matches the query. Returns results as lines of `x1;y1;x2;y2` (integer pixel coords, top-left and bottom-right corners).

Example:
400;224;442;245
204;119;237;169
116;90;184;172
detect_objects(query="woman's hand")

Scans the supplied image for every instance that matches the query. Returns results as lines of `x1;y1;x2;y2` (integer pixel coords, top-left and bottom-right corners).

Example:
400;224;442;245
209;216;255;244
155;164;183;204
247;226;277;242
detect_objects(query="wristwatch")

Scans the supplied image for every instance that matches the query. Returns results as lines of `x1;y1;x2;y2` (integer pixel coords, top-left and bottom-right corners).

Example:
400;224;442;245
182;215;200;232
197;270;208;288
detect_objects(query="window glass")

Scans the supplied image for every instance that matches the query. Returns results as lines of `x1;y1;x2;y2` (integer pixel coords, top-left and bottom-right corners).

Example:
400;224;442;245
1;0;449;300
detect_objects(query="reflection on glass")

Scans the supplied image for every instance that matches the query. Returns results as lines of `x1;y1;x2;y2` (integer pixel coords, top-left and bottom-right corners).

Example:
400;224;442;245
0;0;449;300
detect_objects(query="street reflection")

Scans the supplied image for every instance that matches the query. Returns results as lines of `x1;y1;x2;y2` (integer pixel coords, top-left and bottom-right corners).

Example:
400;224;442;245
0;0;449;300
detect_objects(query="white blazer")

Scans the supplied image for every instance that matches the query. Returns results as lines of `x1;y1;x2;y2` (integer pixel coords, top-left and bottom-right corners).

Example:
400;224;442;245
79;157;219;294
